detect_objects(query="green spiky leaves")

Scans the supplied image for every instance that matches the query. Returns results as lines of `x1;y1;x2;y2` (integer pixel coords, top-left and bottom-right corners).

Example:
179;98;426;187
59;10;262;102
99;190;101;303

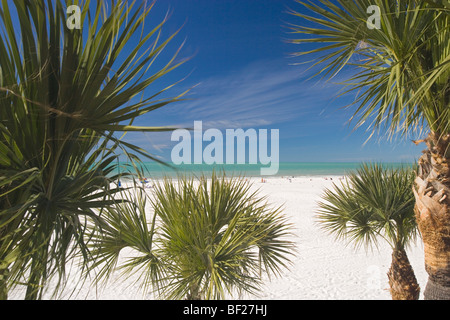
0;0;186;299
289;0;450;138
316;163;419;251
88;173;295;300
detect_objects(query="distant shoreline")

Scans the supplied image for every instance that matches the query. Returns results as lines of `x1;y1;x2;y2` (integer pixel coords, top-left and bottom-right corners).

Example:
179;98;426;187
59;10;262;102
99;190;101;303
113;161;415;180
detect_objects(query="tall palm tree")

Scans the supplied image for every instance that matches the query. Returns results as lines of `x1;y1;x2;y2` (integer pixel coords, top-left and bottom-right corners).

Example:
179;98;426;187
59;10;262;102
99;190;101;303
289;0;450;299
317;163;420;299
88;173;295;300
0;0;187;300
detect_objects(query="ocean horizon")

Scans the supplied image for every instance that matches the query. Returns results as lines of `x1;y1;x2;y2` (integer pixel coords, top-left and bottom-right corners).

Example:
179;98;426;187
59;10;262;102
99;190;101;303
114;161;415;179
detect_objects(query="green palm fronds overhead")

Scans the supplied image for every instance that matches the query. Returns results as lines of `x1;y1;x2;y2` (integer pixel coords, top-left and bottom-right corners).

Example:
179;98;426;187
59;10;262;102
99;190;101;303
288;0;449;138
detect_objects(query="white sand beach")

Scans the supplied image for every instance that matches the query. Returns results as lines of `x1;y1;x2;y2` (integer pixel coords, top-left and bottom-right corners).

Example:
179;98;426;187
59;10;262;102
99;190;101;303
10;176;427;300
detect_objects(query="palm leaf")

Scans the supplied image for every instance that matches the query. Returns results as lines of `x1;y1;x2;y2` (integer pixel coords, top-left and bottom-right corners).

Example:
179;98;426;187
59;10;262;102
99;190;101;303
0;0;187;299
316;163;418;251
94;172;295;300
289;0;450;137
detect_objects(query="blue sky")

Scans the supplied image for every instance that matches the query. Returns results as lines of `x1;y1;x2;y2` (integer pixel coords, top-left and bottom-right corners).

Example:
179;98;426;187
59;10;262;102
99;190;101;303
124;0;424;163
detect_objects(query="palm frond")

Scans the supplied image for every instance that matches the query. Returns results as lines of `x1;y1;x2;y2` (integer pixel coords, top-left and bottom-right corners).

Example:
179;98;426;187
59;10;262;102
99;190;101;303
316;163;418;251
0;0;187;299
104;172;297;300
289;0;450;137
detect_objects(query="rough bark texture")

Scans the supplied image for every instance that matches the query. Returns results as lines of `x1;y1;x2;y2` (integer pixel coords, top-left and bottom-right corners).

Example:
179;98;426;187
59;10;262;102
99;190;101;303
413;132;450;300
0;267;8;300
187;283;202;300
387;249;420;300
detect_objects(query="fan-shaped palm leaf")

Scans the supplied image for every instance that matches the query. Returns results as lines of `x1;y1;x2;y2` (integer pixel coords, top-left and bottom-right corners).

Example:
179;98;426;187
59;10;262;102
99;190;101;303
91;173;295;300
317;163;420;299
152;173;295;300
288;0;449;137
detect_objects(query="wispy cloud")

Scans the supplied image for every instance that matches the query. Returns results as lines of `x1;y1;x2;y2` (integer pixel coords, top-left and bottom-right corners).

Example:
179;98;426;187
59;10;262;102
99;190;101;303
168;60;339;130
127;59;344;160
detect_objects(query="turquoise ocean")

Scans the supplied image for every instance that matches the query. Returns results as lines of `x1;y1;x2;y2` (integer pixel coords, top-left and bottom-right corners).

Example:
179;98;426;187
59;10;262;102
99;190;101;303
114;162;414;179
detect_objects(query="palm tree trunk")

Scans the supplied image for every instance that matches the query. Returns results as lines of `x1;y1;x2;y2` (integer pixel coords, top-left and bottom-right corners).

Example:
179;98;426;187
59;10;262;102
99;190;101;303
387;249;420;300
0;267;8;300
187;282;202;300
413;132;450;300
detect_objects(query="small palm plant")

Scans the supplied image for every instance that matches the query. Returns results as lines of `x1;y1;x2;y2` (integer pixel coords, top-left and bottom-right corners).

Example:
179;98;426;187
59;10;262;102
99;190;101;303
89;173;295;300
316;163;420;300
152;173;295;300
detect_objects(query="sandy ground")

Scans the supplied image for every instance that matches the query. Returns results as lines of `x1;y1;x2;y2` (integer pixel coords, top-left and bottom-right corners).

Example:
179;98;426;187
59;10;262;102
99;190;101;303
9;176;427;300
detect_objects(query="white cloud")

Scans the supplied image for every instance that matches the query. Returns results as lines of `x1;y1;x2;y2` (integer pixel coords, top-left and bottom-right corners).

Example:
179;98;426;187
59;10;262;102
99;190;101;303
125;59;343;160
171;60;337;130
